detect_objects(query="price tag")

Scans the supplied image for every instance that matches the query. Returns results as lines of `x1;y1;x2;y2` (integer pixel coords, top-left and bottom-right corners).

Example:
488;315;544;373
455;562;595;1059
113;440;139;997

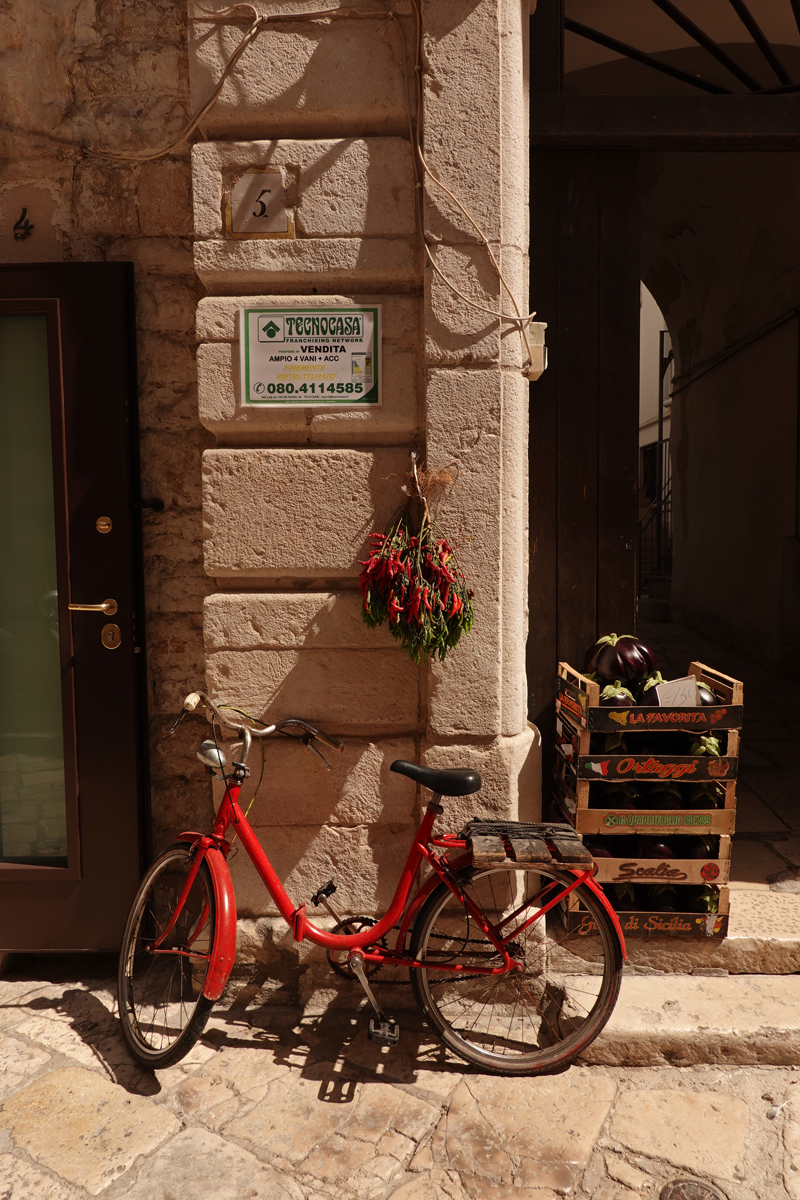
654;675;699;708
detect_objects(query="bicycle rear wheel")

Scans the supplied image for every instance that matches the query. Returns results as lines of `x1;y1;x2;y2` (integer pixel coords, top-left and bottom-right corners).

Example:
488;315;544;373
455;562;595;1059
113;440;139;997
410;864;622;1075
118;843;216;1069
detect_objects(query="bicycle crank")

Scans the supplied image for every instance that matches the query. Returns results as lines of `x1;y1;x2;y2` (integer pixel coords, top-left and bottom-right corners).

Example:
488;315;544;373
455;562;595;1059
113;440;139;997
348;951;400;1047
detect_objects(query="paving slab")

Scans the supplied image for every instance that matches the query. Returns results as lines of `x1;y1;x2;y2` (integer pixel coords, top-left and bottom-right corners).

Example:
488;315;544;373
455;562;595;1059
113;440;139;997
0;1065;179;1195
0;1152;76;1199
610;1086;749;1183
584;974;800;1066
110;1128;302;1200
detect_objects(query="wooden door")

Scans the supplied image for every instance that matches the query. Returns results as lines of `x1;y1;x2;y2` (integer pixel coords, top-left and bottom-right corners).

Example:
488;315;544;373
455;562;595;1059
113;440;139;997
0;263;148;950
527;150;641;762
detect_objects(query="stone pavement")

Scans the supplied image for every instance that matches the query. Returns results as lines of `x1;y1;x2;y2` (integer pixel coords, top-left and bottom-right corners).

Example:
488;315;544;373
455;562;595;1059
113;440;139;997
1;953;799;1200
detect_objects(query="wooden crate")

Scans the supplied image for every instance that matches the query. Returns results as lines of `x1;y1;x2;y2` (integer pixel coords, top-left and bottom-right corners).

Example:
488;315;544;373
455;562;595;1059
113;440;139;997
560;886;730;939
588;834;731;886
556;660;743;733
553;755;737;836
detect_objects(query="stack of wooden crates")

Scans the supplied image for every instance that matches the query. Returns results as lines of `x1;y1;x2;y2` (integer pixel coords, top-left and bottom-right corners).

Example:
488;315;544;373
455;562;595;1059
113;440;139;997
553;660;743;939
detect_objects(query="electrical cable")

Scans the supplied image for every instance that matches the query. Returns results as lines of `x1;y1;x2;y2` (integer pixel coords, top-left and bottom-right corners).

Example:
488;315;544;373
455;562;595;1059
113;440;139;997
74;0;538;377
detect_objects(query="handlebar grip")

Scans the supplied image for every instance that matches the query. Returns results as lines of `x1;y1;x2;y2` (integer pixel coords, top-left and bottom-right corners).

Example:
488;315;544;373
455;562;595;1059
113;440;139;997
183;692;203;713
313;730;345;753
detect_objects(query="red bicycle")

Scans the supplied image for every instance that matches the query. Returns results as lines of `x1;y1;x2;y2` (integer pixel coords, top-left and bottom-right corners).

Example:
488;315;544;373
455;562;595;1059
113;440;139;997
118;692;625;1075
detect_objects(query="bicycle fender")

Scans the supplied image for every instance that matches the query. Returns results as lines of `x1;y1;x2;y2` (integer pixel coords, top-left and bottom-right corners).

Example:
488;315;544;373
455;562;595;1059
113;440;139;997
575;871;627;960
176;836;237;1001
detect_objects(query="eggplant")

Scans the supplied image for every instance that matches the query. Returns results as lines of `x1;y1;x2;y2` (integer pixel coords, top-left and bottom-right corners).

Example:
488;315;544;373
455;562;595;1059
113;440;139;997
600;680;635;708
607;882;638;911
584;839;613;858
688;885;719;914
639;839;673;859
647;883;678;911
696;682;718;706
646;783;683;810
637;671;664;703
585;634;659;685
687;837;717;859
689;782;723;809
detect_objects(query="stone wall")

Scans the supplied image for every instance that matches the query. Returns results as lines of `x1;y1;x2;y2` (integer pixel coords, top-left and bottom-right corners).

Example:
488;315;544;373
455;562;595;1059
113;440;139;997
2;0;539;994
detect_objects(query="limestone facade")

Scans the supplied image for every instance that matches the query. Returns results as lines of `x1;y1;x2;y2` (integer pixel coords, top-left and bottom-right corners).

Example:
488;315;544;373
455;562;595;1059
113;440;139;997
1;0;540;972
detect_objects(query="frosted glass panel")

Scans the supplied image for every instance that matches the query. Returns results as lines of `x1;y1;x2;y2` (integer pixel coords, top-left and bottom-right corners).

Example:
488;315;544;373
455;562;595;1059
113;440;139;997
0;314;67;866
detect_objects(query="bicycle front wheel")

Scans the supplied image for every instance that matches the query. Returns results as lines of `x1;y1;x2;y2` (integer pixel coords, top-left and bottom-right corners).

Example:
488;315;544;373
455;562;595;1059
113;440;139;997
410;864;622;1075
118;843;216;1069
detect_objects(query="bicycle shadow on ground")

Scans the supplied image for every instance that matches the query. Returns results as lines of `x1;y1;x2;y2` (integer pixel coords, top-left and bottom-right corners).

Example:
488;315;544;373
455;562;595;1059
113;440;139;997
199;975;471;1103
0;953;165;1097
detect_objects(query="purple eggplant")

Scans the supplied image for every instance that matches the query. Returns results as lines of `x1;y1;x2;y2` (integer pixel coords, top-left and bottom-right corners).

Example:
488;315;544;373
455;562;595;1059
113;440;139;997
646;783;683;810
689;782;723;809
637;671;664;703
696;682;718;706
585;634;659;685
584;840;613;858
600;680;635;708
639;839;674;859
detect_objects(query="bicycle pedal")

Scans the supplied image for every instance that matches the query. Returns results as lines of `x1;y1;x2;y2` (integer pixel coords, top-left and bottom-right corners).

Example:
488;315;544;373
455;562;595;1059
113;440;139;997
368;1018;400;1047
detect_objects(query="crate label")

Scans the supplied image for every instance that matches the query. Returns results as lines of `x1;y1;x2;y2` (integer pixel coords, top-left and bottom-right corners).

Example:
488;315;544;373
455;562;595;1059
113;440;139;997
655;675;698;707
583;704;742;733
602;811;713;828
556;678;588;725
568;911;727;937
578;755;737;782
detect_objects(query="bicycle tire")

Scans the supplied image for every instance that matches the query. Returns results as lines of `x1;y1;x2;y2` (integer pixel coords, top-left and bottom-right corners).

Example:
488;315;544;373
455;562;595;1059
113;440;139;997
410;863;622;1075
118;843;216;1069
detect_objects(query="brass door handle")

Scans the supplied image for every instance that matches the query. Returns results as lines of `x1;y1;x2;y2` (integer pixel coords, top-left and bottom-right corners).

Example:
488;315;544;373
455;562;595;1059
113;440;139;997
68;598;118;615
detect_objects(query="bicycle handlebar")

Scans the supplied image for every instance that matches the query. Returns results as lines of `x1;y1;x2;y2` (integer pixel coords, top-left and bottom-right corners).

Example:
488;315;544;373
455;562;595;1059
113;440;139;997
181;692;344;752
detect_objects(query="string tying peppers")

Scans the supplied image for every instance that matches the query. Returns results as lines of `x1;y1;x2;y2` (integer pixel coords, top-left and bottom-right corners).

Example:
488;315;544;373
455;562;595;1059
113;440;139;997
358;463;474;663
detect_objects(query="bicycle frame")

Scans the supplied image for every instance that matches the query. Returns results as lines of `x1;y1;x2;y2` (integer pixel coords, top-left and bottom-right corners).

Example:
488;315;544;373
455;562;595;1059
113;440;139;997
174;777;625;1002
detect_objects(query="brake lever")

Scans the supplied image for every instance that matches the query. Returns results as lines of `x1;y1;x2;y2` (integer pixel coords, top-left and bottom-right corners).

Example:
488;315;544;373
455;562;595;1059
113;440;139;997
167;706;189;736
303;732;331;771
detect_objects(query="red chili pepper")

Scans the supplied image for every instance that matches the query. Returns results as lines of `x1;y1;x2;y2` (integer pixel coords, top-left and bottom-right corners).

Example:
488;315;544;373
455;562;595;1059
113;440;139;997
449;593;462;617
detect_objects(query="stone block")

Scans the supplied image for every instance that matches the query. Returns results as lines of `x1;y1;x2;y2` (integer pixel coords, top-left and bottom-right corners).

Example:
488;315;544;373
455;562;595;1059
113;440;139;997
72;159;140;237
610;1086;748;1182
422;725;541;830
206;648;419;734
204;590;393;651
425;368;502;736
211;734;416;826
422;0;501;244
194;235;419;295
196;341;419;444
192;139;415;240
145;612;204;715
139;428;207;511
196;291;421;442
202;447;411;579
138;159;192;237
142;508;212;614
136;276;196;334
229;821;417;916
190;16;413;140
197;292;420;345
425;243;501;366
136;332;196;390
106;236;193;276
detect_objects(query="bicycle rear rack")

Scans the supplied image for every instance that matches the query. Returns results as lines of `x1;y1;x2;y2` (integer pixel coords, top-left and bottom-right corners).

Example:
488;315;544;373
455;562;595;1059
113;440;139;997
461;820;593;869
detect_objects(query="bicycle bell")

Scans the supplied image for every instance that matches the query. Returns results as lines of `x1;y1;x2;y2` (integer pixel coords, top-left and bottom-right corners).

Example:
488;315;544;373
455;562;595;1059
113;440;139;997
197;739;227;771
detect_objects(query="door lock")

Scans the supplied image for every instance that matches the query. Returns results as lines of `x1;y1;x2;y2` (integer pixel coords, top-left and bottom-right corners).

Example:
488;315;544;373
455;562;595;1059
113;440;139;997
101;624;122;650
68;598;118;615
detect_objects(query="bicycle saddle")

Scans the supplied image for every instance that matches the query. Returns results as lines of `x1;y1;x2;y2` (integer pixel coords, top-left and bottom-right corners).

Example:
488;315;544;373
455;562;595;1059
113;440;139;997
390;760;482;796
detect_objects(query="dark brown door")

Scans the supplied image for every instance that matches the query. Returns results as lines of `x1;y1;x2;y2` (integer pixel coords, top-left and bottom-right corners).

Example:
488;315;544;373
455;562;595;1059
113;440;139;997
0;263;147;950
527;149;641;762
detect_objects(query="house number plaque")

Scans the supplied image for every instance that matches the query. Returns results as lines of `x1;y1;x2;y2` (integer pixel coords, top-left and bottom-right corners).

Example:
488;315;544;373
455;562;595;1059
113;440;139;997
225;168;294;239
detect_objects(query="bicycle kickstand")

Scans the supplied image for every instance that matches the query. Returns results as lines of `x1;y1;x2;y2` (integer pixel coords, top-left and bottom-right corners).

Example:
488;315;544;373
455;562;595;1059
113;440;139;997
348;952;400;1047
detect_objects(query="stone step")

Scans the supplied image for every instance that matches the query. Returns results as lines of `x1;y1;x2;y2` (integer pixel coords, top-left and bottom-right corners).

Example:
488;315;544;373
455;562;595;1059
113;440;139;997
583;972;800;1066
621;889;800;975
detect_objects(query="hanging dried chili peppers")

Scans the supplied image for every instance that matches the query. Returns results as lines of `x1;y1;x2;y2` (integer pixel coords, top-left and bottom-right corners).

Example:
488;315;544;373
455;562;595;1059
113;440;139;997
358;462;474;663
